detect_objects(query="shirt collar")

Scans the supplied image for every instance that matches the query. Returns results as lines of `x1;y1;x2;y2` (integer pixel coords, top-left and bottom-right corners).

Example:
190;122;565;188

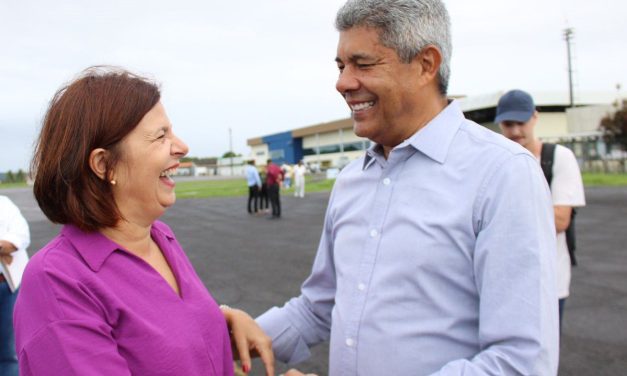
362;100;464;169
61;222;176;272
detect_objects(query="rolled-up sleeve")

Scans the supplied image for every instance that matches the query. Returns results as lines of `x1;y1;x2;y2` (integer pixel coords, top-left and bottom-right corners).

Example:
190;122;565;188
18;319;131;376
15;256;130;375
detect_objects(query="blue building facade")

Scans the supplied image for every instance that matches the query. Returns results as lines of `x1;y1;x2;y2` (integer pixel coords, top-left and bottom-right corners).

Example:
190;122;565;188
262;131;303;165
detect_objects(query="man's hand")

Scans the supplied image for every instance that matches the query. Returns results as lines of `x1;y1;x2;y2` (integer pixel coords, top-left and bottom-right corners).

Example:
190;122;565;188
0;240;17;265
0;240;17;255
221;305;274;375
282;369;318;376
1;255;13;265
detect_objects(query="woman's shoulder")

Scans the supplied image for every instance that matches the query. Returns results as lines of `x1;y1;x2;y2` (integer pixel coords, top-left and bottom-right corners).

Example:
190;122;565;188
23;233;86;284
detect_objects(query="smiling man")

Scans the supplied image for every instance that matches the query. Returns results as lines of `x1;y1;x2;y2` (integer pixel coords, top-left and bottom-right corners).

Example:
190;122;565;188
257;1;559;374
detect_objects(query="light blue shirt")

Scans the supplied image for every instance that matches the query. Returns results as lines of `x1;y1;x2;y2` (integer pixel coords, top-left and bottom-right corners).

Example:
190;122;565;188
245;165;261;187
257;101;559;375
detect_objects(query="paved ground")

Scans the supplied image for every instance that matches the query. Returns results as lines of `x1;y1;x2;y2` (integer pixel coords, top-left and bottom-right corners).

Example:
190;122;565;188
2;185;626;375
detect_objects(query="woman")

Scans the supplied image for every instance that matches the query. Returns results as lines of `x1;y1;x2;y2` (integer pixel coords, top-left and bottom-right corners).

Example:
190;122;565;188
14;67;273;375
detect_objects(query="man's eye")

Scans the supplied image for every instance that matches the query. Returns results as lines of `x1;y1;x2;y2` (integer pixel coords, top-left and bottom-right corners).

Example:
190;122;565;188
357;63;373;69
337;65;345;72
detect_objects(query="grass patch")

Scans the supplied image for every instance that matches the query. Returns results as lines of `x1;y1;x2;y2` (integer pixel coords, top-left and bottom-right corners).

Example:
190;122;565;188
175;175;336;199
582;172;627;186
0;182;29;189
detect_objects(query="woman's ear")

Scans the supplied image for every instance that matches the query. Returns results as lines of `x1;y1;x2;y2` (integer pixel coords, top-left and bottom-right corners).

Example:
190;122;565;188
89;148;110;181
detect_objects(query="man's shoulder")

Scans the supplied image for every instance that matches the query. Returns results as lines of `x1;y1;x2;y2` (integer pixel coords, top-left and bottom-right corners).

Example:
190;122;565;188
456;119;529;159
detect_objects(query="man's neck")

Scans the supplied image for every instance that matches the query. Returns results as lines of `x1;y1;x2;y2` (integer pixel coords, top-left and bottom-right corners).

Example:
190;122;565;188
527;138;542;158
382;95;449;158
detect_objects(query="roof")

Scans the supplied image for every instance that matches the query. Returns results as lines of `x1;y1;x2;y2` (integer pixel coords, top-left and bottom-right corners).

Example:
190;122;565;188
246;90;617;144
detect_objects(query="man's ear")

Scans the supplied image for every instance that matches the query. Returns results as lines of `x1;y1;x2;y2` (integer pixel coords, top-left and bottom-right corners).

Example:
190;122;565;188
89;148;110;181
415;45;443;86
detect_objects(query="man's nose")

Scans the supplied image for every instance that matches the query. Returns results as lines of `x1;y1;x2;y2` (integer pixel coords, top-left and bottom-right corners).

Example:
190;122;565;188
336;67;360;95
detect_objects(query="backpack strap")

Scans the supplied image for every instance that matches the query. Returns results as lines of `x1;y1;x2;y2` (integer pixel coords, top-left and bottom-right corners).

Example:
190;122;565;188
540;142;578;266
540;143;556;185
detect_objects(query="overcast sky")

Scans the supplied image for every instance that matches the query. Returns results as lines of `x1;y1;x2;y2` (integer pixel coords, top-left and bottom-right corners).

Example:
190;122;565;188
1;0;625;172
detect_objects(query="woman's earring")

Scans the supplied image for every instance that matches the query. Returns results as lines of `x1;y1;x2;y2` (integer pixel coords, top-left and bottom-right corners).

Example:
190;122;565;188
110;179;117;185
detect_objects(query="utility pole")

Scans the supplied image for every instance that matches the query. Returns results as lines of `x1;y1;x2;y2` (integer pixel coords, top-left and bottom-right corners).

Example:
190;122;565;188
229;127;234;176
563;28;575;108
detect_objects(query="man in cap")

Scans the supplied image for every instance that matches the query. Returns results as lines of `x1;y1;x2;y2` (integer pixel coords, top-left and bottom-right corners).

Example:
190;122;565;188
256;0;559;374
496;89;586;327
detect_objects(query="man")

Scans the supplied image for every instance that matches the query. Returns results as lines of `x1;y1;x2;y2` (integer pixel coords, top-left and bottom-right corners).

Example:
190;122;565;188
245;160;262;215
496;89;586;326
257;1;559;374
257;0;559;374
293;160;307;198
1;195;30;376
266;159;283;219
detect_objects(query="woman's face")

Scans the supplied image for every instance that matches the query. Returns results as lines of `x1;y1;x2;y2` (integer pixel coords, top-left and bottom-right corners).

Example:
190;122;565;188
112;101;188;225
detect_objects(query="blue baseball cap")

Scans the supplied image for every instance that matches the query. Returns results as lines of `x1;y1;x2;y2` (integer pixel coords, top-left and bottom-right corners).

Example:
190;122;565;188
494;89;535;123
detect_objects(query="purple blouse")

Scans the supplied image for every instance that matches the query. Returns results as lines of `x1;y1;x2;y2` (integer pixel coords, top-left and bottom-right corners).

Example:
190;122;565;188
14;221;233;375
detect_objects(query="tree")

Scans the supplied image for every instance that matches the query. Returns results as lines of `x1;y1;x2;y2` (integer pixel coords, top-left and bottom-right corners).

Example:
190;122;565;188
6;170;15;183
15;169;26;183
599;99;627;150
221;151;240;158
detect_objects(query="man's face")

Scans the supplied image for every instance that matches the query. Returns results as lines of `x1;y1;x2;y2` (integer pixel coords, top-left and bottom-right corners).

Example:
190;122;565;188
499;112;538;149
335;26;424;148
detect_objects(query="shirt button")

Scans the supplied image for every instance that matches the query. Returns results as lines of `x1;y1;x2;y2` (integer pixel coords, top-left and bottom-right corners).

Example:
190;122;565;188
383;178;391;185
357;283;366;291
370;229;378;237
346;338;355;347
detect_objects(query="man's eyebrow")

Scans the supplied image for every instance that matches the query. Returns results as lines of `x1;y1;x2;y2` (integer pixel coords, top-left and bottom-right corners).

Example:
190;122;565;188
335;53;376;64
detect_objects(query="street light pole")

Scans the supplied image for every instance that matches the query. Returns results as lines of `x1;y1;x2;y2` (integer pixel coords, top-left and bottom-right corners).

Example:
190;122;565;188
229;127;234;176
563;28;575;108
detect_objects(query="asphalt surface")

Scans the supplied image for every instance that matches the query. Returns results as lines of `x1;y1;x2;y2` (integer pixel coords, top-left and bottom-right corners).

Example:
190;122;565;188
2;185;626;375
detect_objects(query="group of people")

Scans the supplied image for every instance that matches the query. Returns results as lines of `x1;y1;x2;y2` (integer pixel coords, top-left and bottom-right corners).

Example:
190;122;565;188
1;0;585;375
245;159;307;220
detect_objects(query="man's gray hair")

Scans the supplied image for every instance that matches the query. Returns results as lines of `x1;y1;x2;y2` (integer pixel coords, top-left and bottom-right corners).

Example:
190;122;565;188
336;0;452;95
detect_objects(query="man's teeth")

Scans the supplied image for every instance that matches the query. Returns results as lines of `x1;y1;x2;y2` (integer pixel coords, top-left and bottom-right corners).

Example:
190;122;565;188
351;101;374;111
160;168;176;177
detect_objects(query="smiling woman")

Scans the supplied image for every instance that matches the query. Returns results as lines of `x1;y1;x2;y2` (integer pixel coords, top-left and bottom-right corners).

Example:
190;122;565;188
13;66;274;376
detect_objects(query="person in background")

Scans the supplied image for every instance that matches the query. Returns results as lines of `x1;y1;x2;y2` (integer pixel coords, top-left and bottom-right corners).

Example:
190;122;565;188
14;66;273;376
266;159;283;219
256;0;558;374
0;195;30;376
245;160;262;215
293;160;306;198
281;163;292;189
258;169;270;214
496;89;586;328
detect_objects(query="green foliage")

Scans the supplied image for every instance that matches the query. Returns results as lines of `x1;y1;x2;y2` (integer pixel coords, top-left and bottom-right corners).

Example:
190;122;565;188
1;169;27;184
599;100;627;150
16;169;25;182
582;172;627;186
221;151;241;158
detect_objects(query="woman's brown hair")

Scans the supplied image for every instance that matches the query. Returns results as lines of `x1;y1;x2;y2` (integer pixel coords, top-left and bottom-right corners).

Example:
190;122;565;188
31;66;161;232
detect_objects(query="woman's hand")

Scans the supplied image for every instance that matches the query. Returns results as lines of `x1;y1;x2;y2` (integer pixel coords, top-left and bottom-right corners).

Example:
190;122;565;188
221;305;274;375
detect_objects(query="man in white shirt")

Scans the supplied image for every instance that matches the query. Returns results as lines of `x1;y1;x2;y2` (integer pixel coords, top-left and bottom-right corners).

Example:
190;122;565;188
496;89;586;327
293;161;306;198
0;195;31;376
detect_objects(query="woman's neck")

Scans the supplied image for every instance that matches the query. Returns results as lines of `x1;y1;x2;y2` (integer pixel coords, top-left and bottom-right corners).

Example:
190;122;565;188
100;220;153;258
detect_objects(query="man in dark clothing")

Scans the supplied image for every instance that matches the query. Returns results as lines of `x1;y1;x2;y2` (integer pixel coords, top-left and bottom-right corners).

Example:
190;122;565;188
265;159;283;219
